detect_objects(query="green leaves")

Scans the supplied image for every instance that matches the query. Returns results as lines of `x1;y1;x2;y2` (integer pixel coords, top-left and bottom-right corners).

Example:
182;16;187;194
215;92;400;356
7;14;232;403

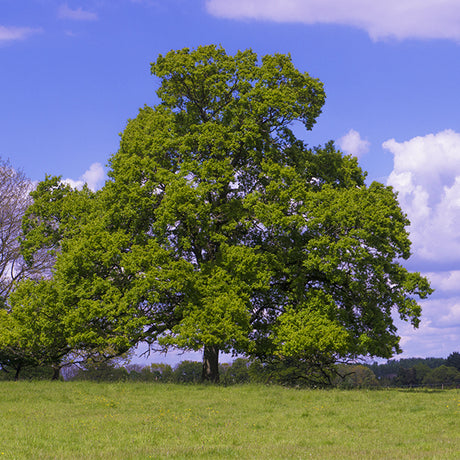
273;293;351;358
9;46;432;382
0;279;70;374
112;46;431;365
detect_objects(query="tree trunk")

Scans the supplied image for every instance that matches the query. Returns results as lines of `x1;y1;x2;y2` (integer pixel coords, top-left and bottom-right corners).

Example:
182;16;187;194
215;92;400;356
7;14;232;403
202;345;219;383
14;366;21;381
51;366;60;381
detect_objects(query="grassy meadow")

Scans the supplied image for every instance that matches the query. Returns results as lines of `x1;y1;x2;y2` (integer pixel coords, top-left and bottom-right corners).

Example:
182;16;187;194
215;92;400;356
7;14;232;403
0;382;459;459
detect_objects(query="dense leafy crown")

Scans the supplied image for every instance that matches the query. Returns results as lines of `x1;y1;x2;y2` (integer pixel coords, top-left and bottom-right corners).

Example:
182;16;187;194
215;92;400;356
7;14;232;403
17;46;432;374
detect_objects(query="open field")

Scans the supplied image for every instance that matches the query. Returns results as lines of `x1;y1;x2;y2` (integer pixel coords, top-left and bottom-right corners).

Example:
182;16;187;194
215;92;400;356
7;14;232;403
0;382;459;459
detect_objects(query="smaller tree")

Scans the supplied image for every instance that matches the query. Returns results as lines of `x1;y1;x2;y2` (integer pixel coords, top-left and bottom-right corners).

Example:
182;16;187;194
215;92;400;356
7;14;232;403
395;367;417;387
412;363;431;384
0;329;39;380
220;358;251;385
144;363;174;382
446;352;460;371
173;361;202;383
18;176;138;370
423;365;460;387
0;279;70;380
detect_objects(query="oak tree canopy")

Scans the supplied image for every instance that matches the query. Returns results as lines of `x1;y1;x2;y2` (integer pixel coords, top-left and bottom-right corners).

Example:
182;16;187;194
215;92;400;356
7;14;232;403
19;45;432;382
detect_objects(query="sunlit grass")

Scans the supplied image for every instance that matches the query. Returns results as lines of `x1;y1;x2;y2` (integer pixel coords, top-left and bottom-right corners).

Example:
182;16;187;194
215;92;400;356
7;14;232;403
0;382;459;459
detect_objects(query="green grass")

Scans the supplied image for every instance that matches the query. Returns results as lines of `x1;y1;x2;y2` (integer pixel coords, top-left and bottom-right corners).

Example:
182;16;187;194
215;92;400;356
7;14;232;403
0;382;459;459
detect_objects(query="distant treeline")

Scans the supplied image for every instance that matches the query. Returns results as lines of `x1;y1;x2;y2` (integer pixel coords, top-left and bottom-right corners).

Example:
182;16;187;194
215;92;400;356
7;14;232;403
367;353;460;388
2;352;459;388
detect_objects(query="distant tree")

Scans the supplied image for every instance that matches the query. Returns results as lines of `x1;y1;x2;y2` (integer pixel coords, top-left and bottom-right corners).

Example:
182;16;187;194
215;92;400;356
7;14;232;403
418;357;446;368
151;363;174;382
367;360;399;381
396;366;417;386
220;358;250;384
335;364;379;388
134;363;174;382
173;361;202;383
397;357;447;369
247;359;269;384
446;352;460;371
367;357;447;385
423;365;460;387
412;363;431;384
71;361;129;382
69;352;133;382
125;363;144;374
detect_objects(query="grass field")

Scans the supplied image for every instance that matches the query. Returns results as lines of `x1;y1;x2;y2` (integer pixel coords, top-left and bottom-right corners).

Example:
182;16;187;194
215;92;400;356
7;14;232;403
0;382;459;459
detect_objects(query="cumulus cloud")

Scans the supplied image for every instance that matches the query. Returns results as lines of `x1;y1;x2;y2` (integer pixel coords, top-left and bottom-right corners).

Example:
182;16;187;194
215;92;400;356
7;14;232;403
58;4;98;21
385;129;460;263
424;271;460;292
63;163;105;191
0;26;42;43
205;0;460;41
397;312;460;358
337;129;369;158
384;130;460;357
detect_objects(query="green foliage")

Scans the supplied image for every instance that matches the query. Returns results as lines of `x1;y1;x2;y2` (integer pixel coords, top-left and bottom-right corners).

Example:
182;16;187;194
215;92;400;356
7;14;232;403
334;364;380;389
366;356;460;388
142;363;174;382
20;177;144;360
17;354;455;388
21;176;95;264
0;364;58;381
172;360;203;383
368;357;448;383
395;367;418;386
0;279;69;379
423;365;460;387
71;361;129;382
446;351;460;371
410;362;432;384
220;358;251;384
19;45;432;382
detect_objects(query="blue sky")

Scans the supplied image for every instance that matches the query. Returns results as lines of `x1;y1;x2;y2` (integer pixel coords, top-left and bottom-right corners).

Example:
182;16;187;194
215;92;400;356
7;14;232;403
1;0;459;364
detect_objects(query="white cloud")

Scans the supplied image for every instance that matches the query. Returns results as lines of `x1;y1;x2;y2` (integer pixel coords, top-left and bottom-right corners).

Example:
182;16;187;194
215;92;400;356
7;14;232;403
385;130;460;262
385;130;460;358
397;315;460;358
394;294;460;357
337;129;369;158
424;271;460;292
0;26;42;43
58;4;98;21
205;0;460;42
63;163;105;191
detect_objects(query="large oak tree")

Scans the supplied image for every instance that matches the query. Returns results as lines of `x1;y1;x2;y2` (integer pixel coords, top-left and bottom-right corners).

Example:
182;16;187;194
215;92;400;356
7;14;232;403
22;46;432;382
